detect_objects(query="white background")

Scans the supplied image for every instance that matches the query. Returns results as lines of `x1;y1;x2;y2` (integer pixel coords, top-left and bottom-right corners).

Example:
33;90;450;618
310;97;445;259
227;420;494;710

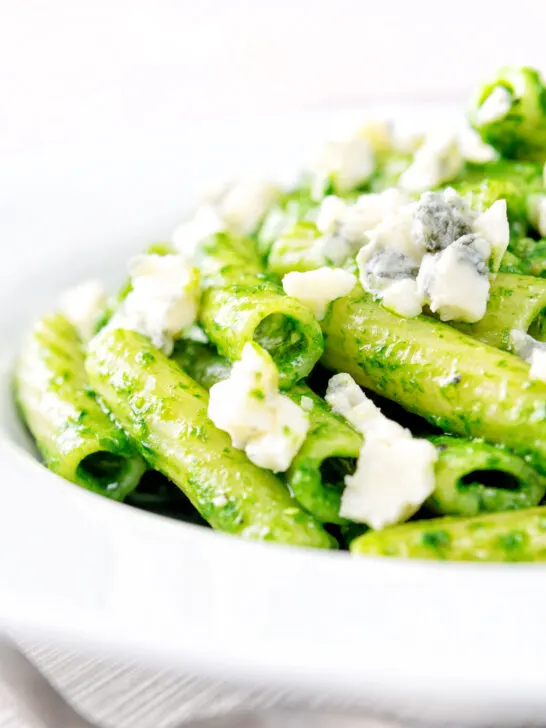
2;0;546;152
2;0;546;268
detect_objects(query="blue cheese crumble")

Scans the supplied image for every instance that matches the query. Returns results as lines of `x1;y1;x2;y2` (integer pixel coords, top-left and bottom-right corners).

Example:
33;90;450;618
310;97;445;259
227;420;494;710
399;126;497;192
173;180;281;257
282;267;356;319
475;86;513;126
309;131;376;197
511;330;546;385
208;342;309;473
357;188;509;322
356;202;425;317
399;130;465;192
417;234;491;323
527;194;546;237
326;373;437;529
108;253;200;355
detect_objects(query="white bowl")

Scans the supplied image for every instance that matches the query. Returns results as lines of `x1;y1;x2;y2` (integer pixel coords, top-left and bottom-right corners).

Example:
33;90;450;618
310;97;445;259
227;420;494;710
2;105;546;727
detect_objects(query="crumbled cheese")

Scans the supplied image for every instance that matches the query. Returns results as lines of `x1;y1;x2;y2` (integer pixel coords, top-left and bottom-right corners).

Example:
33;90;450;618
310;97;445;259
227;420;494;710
351;189;409;238
318;189;408;241
356;238;421;315
380;278;424;318
109;254;200;355
172;180;280;256
60;280;107;342
300;395;314;412
363;202;422;261
510;329;546;384
417;235;491;323
315;196;349;236
530;348;546;384
473;199;510;272
182;324;209;343
282;267;356;319
172;204;225;258
315;190;409;268
326;373;404;439
510;329;534;360
219;180;281;236
458;125;498;163
475;86;513;126
310;135;375;196
527;195;546;238
399;129;464;192
357;187;507;322
325;373;437;528
208;342;309;472
356;201;425;317
342;437;438;529
413;189;475;253
270;222;353;272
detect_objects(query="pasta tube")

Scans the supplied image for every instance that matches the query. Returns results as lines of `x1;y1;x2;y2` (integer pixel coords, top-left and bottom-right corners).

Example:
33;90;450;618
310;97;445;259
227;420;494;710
428;436;546;517
86;328;334;548
198;232;323;388
321;290;546;473
351;507;546;561
470;66;546;161
456;273;546;350
15;313;145;499
172;340;361;524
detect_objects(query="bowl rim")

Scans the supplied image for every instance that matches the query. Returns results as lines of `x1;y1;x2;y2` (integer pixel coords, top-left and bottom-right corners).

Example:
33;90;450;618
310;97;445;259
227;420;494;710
4;102;546;726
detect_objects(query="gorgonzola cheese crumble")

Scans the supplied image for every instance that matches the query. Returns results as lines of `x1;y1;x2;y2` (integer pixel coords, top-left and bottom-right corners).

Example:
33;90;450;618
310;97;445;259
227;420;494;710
109;253;200;355
417;234;491;323
511;330;546;385
173;180;280;256
399;125;497;191
281;192;408;274
357;188;509;322
326;373;437;528
530;348;546;384
208;342;309;473
473;199;510;272
458;126;498;164
60;280;106;342
317;189;408;250
309;132;376;197
527;194;546;237
356;202;424;317
475;86;513;126
282;267;356;320
399;130;465;192
216;180;281;236
172;205;225;259
270;221;352;272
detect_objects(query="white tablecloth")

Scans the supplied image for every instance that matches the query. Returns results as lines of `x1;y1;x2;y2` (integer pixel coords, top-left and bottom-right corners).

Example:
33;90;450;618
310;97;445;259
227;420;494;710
0;641;302;727
0;641;390;728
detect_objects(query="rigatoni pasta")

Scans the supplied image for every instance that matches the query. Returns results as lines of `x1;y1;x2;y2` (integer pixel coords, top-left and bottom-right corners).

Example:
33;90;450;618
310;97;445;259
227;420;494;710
15;314;146;499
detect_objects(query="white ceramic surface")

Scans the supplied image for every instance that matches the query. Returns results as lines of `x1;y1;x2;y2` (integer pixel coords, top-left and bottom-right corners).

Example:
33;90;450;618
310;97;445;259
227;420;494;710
2;106;546;728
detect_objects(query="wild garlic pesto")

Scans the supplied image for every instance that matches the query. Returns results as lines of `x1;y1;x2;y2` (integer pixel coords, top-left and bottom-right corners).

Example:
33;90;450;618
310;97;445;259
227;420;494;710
18;64;546;559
